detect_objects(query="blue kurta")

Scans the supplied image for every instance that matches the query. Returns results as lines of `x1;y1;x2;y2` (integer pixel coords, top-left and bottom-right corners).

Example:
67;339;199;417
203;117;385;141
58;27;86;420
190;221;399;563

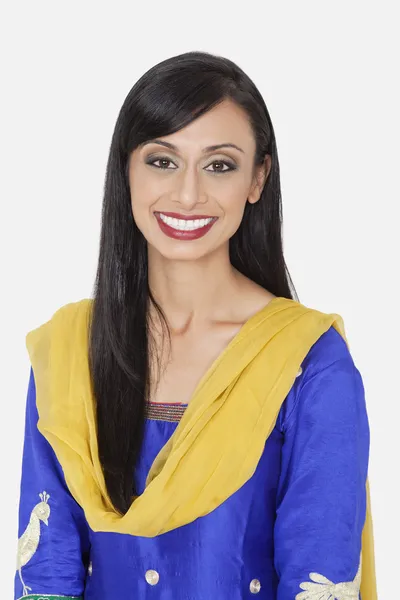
14;325;370;599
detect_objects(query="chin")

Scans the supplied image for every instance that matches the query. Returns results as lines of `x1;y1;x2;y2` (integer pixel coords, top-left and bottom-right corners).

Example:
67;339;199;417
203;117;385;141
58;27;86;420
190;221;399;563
150;242;214;262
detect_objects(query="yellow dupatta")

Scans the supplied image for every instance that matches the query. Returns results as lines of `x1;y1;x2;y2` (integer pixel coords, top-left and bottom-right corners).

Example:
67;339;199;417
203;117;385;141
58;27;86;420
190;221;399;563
25;296;377;598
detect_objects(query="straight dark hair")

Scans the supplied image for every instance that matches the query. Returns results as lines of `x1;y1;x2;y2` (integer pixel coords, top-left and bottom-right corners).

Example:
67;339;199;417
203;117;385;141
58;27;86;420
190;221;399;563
88;50;298;516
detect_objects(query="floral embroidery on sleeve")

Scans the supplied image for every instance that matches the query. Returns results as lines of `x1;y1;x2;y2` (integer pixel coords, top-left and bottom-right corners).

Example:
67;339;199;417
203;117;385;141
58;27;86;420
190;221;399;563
295;552;362;599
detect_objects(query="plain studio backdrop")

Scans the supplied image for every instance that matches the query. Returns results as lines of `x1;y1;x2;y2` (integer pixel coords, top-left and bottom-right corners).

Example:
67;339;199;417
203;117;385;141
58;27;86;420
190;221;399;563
1;2;398;597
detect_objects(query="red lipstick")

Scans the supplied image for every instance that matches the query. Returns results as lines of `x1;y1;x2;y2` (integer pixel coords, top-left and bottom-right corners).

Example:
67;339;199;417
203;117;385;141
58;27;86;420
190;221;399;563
156;211;216;220
154;211;218;241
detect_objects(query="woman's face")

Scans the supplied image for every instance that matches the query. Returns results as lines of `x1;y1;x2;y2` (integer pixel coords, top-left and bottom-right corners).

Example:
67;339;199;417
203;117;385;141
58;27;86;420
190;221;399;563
128;99;270;261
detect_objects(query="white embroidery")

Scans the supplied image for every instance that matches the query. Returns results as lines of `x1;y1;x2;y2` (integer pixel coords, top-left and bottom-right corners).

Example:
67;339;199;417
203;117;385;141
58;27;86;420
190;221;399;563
16;596;80;600
16;491;51;597
18;594;82;600
295;552;362;599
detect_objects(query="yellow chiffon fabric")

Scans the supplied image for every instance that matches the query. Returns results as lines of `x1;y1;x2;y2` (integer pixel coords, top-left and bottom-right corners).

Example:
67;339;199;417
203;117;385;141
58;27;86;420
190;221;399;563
25;296;377;598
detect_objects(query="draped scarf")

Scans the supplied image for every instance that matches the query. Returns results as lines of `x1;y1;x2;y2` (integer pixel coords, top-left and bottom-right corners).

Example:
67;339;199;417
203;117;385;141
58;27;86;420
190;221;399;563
25;296;377;598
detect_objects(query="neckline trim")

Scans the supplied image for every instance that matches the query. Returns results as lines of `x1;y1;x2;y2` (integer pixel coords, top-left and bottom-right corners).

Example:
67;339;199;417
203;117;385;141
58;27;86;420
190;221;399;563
145;401;188;423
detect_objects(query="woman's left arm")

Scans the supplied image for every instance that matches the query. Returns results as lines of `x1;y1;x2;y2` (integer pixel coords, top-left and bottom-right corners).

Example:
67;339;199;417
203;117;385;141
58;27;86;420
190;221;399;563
274;332;370;600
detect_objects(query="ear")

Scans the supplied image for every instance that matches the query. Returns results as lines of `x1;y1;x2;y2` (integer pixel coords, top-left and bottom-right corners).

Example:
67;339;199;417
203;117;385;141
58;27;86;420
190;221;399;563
247;154;272;205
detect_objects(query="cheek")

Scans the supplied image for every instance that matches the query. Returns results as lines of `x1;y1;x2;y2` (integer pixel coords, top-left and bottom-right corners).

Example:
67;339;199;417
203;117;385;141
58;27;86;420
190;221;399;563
130;171;153;201
214;172;250;202
218;183;249;215
129;174;158;219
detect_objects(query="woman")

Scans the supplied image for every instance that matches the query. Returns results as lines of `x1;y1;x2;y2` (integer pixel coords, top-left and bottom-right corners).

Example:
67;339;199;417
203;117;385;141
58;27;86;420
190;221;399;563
15;51;377;599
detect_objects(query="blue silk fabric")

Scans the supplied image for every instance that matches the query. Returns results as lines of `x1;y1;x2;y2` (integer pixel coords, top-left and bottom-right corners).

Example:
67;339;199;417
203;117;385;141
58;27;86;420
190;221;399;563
14;326;369;599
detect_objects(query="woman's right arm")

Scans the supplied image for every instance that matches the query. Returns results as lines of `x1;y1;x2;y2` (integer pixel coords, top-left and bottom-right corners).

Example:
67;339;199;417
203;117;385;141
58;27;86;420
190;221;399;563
14;367;91;600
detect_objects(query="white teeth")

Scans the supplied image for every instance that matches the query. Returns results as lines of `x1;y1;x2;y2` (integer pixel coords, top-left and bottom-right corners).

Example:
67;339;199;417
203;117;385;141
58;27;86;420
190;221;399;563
158;213;214;231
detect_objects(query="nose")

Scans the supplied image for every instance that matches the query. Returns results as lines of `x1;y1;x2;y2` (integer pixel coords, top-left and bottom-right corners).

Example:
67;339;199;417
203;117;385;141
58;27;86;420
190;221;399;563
174;165;207;209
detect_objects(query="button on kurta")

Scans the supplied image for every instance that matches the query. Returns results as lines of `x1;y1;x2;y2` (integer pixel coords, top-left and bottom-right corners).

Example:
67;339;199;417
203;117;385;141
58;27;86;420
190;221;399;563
145;569;160;585
249;578;261;593
296;366;303;377
87;561;93;576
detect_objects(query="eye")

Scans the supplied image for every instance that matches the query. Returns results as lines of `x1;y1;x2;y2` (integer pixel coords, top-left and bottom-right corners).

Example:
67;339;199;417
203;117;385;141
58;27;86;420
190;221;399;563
146;156;237;174
146;156;177;170
205;160;237;174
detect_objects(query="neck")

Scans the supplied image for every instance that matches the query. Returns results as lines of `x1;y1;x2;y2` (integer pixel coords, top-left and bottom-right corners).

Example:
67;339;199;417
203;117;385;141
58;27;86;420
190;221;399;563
147;244;242;333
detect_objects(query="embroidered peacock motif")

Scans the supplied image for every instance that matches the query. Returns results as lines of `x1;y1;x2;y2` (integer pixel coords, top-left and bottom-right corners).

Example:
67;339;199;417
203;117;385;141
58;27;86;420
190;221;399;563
16;491;51;597
295;552;362;599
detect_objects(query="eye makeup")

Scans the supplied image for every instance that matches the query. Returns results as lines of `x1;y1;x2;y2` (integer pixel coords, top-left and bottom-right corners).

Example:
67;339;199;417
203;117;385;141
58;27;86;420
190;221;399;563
144;154;238;174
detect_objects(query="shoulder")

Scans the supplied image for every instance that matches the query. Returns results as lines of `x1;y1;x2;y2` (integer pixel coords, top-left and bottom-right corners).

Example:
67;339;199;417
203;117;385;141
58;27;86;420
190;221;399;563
26;298;92;334
277;325;365;432
25;298;92;360
302;324;353;374
52;297;93;321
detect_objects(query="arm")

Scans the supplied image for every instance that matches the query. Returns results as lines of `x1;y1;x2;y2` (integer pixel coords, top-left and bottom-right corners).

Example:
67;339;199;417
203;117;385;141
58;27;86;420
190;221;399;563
274;328;370;600
14;367;91;600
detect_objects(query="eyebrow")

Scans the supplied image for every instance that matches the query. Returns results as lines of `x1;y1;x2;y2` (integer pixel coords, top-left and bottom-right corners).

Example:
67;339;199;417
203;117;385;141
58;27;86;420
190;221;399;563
141;139;245;154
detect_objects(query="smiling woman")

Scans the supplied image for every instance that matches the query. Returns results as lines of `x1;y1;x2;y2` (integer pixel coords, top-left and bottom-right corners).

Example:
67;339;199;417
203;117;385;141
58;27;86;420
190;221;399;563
127;97;271;262
15;50;377;600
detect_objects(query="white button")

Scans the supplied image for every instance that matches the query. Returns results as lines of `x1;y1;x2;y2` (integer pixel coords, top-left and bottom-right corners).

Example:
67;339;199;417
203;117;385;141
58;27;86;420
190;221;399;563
145;569;159;585
296;366;303;377
87;561;93;576
249;578;261;593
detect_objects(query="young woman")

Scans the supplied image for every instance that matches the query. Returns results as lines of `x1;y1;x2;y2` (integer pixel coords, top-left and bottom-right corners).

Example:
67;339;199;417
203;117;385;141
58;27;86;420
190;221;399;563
15;50;377;599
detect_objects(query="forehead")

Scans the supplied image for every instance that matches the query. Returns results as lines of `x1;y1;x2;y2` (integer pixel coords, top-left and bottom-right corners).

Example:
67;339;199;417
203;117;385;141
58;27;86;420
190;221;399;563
139;99;256;154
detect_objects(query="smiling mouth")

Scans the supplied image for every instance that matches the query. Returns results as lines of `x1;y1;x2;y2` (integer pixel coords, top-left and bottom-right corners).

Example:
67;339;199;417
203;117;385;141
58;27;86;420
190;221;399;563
155;212;218;231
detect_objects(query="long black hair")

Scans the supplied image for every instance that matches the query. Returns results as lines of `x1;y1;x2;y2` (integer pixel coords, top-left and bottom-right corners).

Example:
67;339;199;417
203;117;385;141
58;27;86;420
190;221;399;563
88;50;298;515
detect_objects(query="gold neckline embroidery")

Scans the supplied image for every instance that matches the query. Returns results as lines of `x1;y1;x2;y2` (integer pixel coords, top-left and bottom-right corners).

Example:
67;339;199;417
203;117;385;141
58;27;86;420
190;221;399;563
145;401;188;422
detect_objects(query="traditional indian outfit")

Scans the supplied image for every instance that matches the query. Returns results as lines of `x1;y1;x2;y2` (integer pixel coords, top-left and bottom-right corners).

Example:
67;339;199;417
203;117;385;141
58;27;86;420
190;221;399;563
14;296;377;599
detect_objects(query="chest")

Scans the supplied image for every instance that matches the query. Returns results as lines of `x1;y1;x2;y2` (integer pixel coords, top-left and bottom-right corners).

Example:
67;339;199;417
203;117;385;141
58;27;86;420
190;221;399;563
148;324;243;405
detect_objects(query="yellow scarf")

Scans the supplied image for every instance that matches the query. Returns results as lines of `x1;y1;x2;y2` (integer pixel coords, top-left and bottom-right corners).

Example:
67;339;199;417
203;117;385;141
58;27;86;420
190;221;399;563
25;296;377;598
